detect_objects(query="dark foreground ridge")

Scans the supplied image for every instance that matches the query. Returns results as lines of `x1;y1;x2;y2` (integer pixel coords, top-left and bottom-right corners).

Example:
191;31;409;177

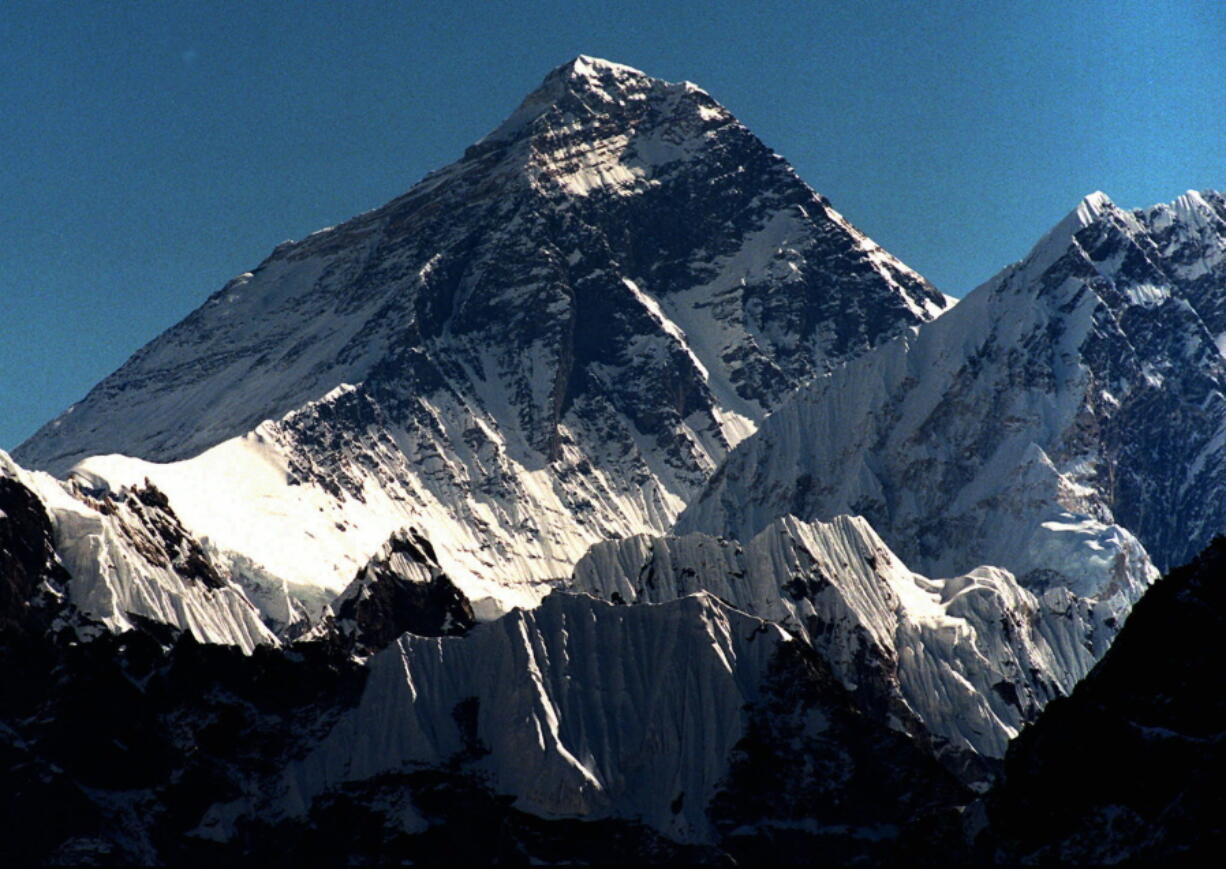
6;484;1221;864
980;536;1226;864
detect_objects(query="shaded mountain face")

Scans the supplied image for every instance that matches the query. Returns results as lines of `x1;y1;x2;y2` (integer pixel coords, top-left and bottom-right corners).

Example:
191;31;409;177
0;473;69;637
16;56;948;614
331;528;476;653
982;536;1226;864
682;191;1226;614
5;450;970;865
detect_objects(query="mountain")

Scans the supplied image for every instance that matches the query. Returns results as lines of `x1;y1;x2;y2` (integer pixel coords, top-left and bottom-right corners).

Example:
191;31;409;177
571;514;1113;769
1;450;278;651
16;56;949;618
7;51;1217;865
330;527;476;653
288;590;966;856
981;536;1226;863
681;190;1226;614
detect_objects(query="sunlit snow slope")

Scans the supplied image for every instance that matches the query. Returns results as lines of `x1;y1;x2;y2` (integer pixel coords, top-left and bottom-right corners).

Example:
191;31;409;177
1;450;276;651
572;515;1118;760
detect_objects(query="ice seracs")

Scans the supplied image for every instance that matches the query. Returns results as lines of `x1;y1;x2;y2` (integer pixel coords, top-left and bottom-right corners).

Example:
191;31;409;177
1;449;275;652
277;587;965;849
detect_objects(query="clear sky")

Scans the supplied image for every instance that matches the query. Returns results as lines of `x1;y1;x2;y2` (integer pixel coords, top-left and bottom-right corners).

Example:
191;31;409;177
2;0;1224;450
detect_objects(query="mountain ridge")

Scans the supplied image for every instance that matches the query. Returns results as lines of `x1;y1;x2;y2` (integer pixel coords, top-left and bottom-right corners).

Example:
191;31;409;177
1;54;1222;864
680;187;1226;600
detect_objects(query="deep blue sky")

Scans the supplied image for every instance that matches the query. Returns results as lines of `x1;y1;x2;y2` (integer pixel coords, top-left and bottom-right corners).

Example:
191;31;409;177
3;1;1224;450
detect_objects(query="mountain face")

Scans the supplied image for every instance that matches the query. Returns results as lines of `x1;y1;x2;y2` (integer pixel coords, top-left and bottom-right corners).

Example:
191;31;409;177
682;190;1226;612
6;51;1219;865
289;590;965;852
330;528;476;653
4;456;971;863
571;514;1113;767
981;536;1226;864
16;56;949;616
0;466;70;639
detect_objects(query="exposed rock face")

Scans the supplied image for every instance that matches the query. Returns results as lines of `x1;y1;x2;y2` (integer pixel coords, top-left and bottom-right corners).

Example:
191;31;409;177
684;191;1226;615
333;528;476;653
6;51;1219;866
710;639;968;864
0;623;367;866
0;473;69;636
573;514;1115;767
16;56;949;615
981;536;1226;864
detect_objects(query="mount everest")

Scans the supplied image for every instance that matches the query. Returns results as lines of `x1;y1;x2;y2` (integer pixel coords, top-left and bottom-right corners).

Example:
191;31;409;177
15;54;948;619
2;55;1222;863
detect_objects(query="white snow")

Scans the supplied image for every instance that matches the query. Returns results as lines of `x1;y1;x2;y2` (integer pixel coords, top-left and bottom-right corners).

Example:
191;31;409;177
573;514;1112;758
679;186;1179;640
13;53;952;634
1;449;275;652
288;591;788;842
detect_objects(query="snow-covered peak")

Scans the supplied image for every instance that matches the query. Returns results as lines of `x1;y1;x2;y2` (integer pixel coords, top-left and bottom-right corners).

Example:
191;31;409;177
17;58;949;617
1020;190;1119;279
684;185;1226;613
562;54;651;85
1140;188;1225;238
1;449;277;651
1172;188;1211;219
479;54;700;148
1077;189;1114;222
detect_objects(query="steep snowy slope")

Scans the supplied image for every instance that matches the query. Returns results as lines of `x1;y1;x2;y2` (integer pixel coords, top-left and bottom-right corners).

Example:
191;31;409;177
0;576;967;864
572;515;1115;761
17;56;949;615
0;450;275;651
683;190;1226;607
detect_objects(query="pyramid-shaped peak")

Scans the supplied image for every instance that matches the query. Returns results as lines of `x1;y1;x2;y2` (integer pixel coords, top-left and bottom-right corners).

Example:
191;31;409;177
530;53;682;104
1074;190;1114;224
480;55;711;146
1020;190;1119;275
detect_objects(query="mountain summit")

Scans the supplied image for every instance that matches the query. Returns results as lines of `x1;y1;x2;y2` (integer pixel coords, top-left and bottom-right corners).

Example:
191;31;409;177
16;57;950;615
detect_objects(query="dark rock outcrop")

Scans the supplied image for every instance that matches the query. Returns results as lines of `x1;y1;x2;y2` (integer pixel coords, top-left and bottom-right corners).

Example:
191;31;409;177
333;528;476;653
0;475;68;636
